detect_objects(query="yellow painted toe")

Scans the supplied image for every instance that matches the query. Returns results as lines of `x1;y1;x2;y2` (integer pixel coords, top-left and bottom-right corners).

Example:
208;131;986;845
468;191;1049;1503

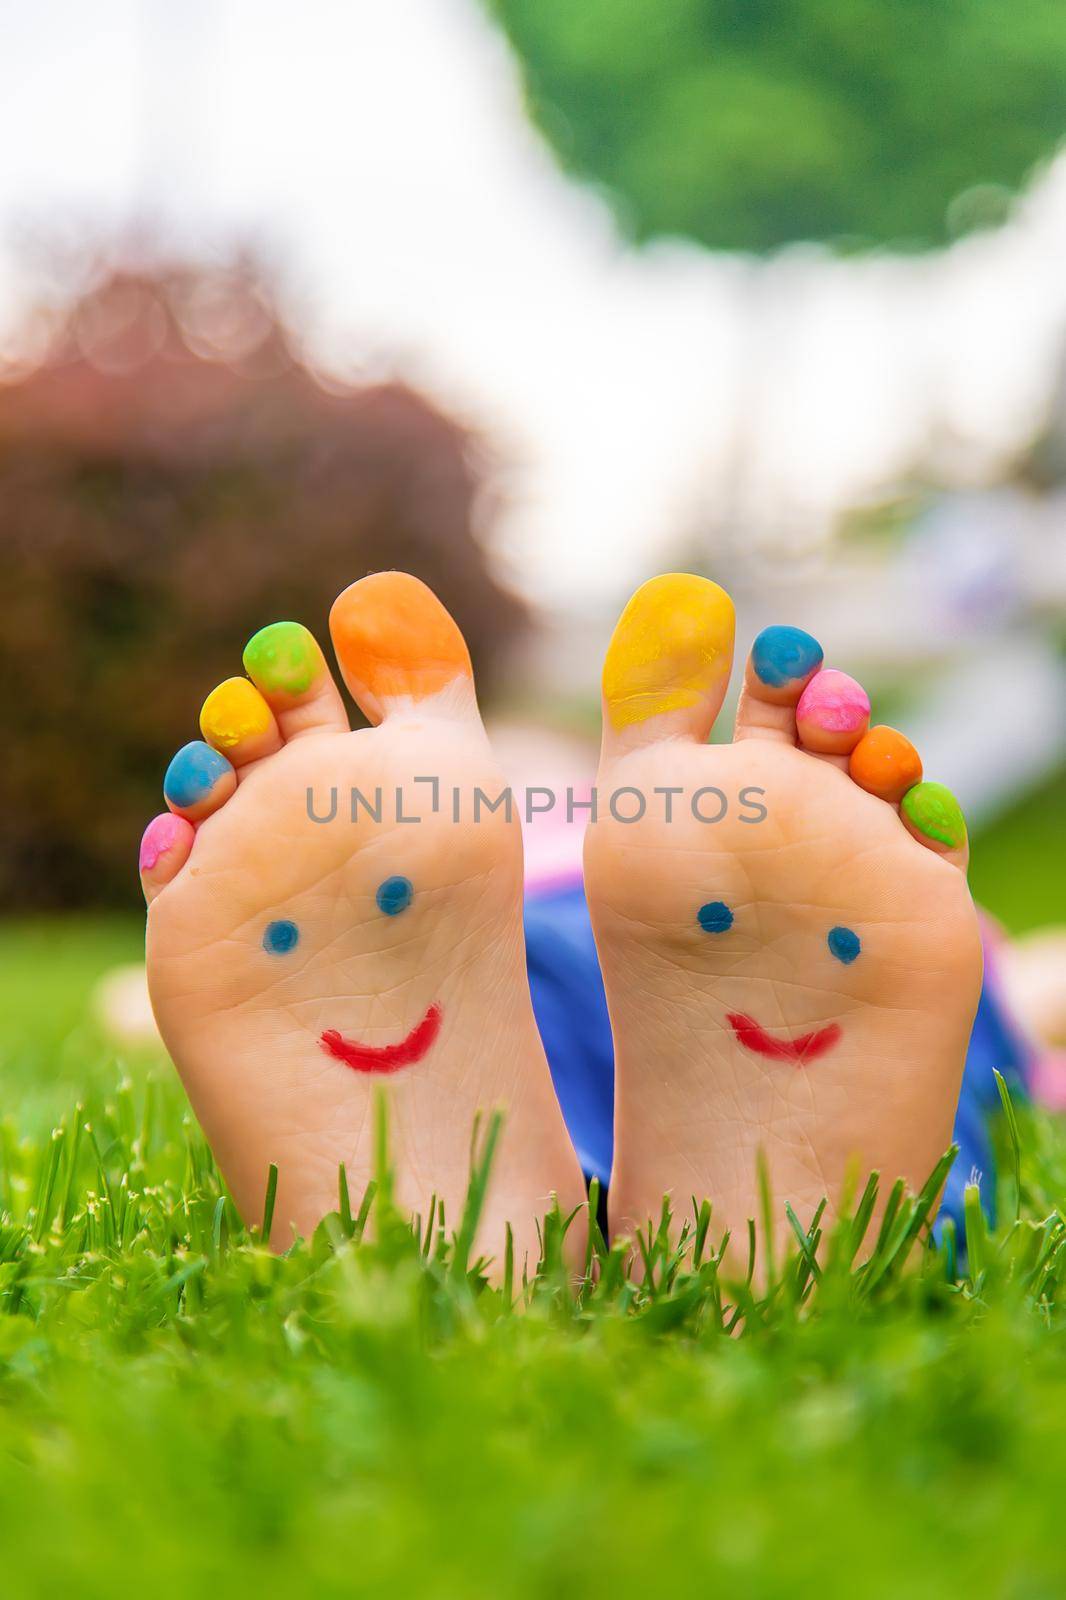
200;677;275;752
602;574;735;733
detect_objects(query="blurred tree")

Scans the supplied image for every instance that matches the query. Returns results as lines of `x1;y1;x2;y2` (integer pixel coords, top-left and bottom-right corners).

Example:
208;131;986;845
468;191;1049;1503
486;0;1066;250
0;259;526;908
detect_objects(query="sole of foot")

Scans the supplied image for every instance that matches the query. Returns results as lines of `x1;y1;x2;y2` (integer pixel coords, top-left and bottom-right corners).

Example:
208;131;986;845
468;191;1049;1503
585;574;983;1260
141;573;585;1270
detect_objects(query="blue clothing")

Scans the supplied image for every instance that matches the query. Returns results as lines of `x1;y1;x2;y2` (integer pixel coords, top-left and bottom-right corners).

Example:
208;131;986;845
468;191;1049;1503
940;954;1030;1228
524;879;1029;1229
525;881;615;1186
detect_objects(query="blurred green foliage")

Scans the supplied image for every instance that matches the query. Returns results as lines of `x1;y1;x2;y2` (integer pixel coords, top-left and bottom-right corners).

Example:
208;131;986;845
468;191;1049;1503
487;0;1066;250
969;764;1066;937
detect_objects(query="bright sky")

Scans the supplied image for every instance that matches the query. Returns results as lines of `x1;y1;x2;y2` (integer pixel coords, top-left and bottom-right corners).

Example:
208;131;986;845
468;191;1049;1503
2;0;1066;604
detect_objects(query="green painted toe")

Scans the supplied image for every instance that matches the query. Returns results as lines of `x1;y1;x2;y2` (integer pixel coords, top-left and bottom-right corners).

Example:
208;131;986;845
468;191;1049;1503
243;621;320;698
901;781;967;849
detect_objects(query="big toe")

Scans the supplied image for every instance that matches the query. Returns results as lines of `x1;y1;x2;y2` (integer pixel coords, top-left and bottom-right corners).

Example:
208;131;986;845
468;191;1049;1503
601;573;736;751
329;572;477;725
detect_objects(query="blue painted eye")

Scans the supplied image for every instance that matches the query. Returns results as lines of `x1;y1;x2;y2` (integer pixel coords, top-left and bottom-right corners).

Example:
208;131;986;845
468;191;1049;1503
376;876;414;917
263;919;299;954
828;926;861;964
697;901;734;934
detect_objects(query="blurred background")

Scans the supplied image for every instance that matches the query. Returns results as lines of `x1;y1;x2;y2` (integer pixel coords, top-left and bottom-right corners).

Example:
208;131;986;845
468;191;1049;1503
1;0;1064;1081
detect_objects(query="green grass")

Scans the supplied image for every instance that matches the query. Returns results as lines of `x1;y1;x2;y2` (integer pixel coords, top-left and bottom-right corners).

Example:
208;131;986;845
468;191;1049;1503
0;916;146;1122
3;920;1066;1596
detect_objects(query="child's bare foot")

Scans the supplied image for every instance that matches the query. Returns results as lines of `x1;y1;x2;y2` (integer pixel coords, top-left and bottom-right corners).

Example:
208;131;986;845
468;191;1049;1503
140;573;584;1265
585;575;983;1250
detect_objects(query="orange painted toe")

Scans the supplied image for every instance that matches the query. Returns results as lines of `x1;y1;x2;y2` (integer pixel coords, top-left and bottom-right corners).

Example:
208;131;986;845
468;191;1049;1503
329;572;473;720
849;726;923;803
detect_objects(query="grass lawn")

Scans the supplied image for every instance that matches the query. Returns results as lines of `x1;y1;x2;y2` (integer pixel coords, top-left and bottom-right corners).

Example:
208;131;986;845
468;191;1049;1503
2;882;1066;1597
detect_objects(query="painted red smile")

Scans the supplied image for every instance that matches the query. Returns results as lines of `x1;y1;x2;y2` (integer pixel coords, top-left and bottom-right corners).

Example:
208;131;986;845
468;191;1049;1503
727;1011;841;1064
319;1003;442;1074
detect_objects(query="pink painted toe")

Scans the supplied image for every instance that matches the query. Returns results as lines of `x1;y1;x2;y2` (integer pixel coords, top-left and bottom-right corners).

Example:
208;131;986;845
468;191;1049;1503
796;670;871;754
140;813;194;875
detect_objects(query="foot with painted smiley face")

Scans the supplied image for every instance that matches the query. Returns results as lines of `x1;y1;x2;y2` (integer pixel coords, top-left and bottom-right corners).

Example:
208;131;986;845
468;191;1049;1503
586;575;983;1255
140;573;585;1264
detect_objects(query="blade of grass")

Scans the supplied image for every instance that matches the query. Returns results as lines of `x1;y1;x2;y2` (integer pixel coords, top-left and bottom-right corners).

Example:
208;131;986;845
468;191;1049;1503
260;1162;279;1243
451;1109;503;1281
338;1163;353;1239
757;1148;775;1290
964;1180;988;1286
212;1194;227;1255
353;1179;377;1245
994;1068;1022;1224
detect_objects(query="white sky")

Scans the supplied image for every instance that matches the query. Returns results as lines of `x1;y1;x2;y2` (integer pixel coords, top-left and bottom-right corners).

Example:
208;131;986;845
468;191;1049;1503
2;0;1066;604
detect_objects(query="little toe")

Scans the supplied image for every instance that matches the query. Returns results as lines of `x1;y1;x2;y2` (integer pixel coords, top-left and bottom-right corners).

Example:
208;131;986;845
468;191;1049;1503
163;740;237;822
243;621;349;740
139;813;195;903
601;573;736;752
796;669;871;756
200;677;282;769
849;726;923;804
735;625;824;743
901;781;969;866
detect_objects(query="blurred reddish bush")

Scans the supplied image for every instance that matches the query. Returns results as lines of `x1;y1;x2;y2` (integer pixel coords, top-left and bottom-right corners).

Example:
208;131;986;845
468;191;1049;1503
0;259;526;907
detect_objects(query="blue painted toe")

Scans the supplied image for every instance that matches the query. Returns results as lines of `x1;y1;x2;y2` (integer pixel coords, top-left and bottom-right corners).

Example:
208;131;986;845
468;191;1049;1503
164;741;234;808
751;626;823;689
